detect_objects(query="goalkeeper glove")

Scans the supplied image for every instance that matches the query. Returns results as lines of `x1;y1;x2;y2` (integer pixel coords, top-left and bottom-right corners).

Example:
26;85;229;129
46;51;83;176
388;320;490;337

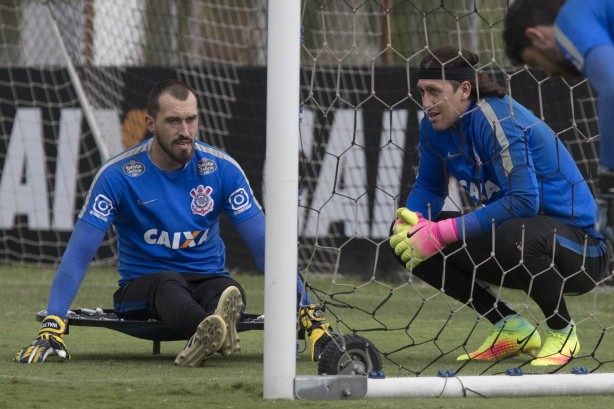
391;207;421;236
390;207;459;270
14;315;70;364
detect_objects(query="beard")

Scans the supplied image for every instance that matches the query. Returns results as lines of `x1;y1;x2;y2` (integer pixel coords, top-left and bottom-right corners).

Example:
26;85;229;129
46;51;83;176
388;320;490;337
557;57;582;77
543;47;582;77
155;134;194;167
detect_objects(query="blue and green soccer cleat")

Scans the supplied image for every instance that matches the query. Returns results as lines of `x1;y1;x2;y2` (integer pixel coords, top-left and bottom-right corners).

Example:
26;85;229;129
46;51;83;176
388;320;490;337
531;324;579;366
457;316;541;361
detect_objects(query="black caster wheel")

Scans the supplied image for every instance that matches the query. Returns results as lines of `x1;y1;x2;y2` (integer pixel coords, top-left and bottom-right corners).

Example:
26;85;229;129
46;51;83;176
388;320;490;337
317;334;382;375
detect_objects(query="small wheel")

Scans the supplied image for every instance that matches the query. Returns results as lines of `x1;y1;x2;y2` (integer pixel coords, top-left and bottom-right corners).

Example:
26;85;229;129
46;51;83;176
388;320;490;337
317;334;382;375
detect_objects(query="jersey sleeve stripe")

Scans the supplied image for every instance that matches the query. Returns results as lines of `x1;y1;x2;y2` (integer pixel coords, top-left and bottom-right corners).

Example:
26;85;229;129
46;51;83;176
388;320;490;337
78;139;151;219
555;26;585;72
476;101;514;174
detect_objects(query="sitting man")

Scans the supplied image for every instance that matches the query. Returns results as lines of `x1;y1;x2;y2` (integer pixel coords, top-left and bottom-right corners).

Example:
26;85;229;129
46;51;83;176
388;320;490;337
14;79;332;366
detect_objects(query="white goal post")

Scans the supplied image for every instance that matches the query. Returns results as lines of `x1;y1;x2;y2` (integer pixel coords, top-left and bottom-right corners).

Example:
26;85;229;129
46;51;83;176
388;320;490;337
294;373;614;399
263;0;300;399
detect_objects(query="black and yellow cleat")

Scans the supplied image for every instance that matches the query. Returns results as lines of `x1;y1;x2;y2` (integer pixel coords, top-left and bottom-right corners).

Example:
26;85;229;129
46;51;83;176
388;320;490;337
299;304;335;361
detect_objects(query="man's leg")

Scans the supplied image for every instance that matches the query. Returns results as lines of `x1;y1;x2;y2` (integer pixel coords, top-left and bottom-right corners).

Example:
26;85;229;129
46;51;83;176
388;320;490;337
389;211;518;324
187;275;246;357
493;217;608;328
113;271;206;337
410;239;519;325
493;216;610;365
391;226;538;361
176;274;246;367
113;271;230;367
174;315;227;367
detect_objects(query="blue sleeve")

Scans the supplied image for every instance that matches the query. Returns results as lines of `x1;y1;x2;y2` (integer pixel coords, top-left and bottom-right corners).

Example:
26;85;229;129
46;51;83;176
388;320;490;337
586;45;614;170
555;0;614;73
234;210;265;274
221;157;263;225
234;210;312;305
461;108;540;238
405;123;447;218
47;219;105;316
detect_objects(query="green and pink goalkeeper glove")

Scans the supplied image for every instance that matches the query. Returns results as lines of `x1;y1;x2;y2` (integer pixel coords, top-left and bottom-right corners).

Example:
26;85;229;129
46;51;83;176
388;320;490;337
391;207;421;236
390;207;459;270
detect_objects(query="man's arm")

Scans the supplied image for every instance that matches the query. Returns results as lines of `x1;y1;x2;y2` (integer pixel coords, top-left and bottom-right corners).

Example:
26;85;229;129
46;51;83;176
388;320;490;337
234;211;265;273
586;45;614;170
405;122;448;218
234;210;312;305
47;218;106;316
15;218;104;363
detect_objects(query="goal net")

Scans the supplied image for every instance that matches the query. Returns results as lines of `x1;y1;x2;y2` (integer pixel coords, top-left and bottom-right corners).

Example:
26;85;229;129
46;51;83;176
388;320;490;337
1;0;613;399
293;0;614;398
0;0;268;266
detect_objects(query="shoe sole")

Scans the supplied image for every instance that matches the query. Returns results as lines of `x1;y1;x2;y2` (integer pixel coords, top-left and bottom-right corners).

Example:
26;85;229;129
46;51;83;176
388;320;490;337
174;314;226;368
215;286;243;357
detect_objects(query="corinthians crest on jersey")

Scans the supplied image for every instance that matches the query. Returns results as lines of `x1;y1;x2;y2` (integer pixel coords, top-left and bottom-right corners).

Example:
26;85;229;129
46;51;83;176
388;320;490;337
190;184;214;216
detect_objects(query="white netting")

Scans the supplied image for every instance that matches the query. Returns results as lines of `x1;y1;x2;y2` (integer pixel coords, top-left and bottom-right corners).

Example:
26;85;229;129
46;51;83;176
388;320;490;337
296;0;613;379
0;0;268;265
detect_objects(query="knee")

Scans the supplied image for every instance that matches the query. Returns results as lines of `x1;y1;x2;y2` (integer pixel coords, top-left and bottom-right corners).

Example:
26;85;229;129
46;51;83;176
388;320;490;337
226;281;247;305
493;221;524;268
155;271;189;292
494;220;522;248
158;270;184;281
408;256;445;284
390;238;445;281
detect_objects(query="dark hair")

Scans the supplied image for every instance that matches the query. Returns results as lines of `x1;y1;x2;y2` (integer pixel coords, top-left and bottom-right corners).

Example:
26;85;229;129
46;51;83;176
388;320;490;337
147;79;197;117
419;46;507;99
503;0;566;65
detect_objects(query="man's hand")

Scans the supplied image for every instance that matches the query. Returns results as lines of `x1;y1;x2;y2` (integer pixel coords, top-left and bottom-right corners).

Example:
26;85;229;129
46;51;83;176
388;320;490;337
14;315;70;364
390;208;459;270
390;207;426;250
391;207;421;235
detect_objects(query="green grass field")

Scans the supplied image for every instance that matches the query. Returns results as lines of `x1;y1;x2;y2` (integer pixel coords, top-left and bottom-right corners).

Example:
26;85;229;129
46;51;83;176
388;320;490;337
2;265;614;408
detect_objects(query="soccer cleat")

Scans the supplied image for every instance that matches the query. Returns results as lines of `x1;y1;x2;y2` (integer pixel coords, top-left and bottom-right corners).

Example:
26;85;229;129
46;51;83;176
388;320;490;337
214;286;244;357
531;325;579;366
174;314;226;367
299;304;334;361
457;316;541;361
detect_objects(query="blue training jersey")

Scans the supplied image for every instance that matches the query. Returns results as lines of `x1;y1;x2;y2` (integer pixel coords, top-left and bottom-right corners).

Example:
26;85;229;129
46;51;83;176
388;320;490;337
555;0;614;170
555;0;614;75
78;138;262;285
406;96;598;239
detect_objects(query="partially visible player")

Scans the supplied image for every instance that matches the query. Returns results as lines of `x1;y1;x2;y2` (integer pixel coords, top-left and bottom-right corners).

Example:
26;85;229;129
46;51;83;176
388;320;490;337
503;0;614;242
14;79;330;366
390;46;612;366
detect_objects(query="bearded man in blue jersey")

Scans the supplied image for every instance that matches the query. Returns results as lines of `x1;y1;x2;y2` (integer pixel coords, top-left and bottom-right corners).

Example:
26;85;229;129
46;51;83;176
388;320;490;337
390;46;612;366
14;79;331;366
503;0;614;243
